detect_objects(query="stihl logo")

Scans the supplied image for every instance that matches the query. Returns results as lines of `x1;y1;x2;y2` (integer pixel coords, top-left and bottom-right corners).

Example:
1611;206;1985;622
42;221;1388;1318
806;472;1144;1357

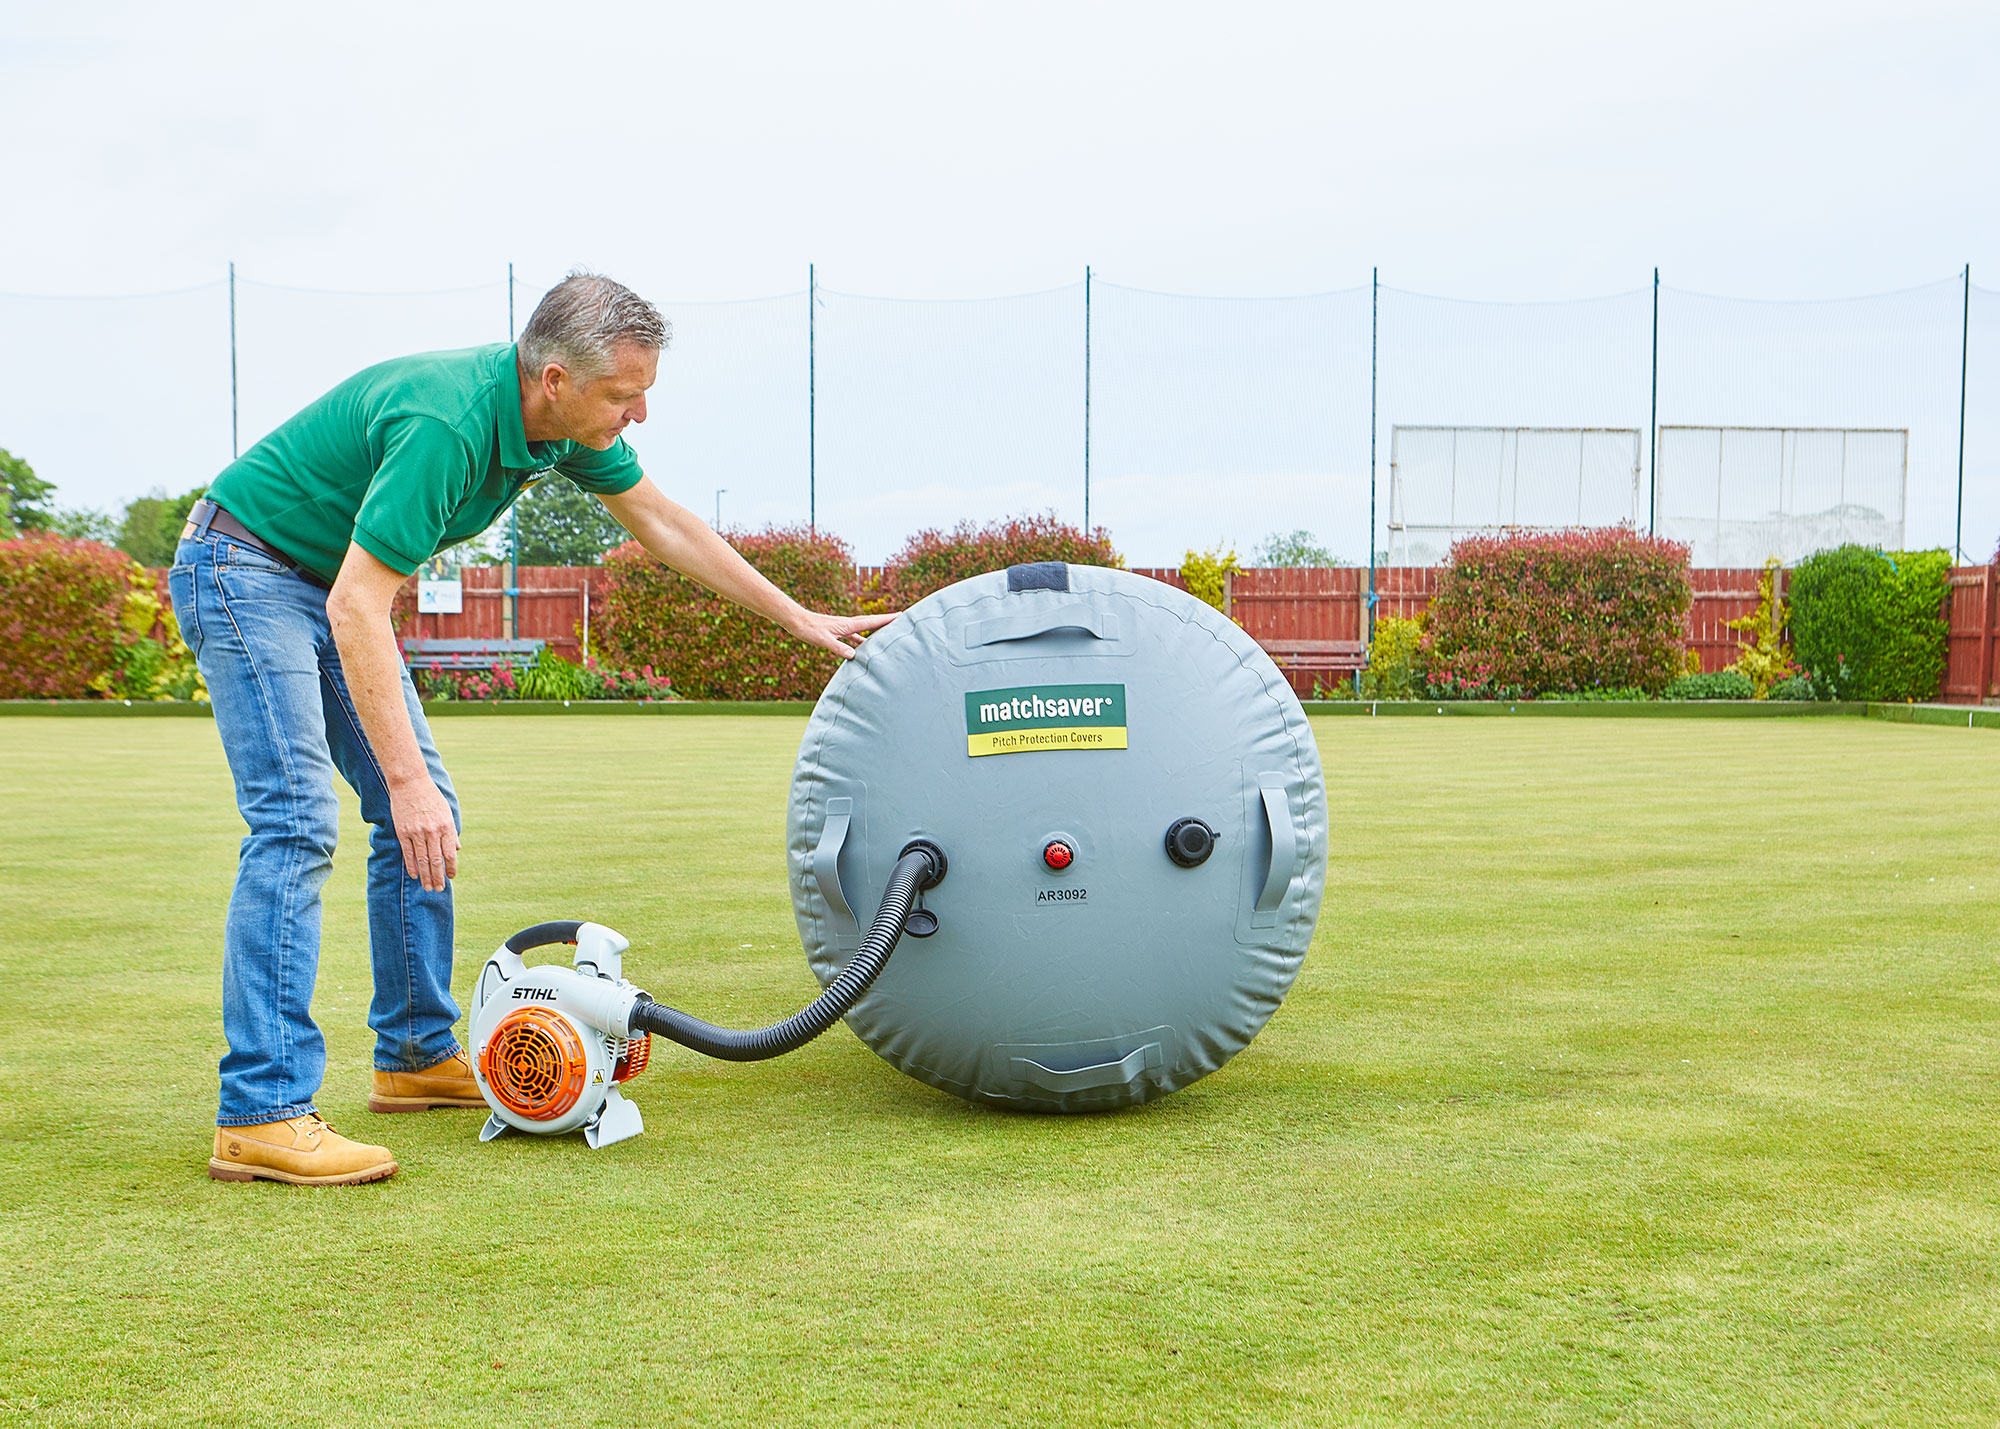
511;988;559;1002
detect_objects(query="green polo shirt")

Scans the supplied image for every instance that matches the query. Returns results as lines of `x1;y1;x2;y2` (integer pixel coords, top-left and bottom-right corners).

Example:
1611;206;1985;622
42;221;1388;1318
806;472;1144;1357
207;343;644;583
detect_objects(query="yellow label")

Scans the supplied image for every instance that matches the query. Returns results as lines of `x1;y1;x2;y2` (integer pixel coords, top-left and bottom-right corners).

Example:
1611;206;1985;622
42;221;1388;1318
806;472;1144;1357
967;726;1129;757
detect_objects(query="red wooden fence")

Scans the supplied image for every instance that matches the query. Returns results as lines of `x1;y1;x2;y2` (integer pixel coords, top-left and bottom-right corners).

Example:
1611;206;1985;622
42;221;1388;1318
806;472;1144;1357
393;565;603;662
1684;568;1771;675
1942;565;1999;704
156;560;1997;703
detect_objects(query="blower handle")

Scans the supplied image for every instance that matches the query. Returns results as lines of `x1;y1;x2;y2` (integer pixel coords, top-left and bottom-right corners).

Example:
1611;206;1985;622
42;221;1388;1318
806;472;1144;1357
504;920;585;953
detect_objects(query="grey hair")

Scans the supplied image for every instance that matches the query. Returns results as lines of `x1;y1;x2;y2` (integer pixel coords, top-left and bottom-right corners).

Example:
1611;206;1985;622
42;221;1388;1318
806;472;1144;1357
517;270;670;384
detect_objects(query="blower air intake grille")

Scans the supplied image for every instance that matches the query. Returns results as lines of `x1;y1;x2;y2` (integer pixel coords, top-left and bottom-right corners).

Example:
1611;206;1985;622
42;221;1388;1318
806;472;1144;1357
481;1008;587;1120
613;1033;651;1083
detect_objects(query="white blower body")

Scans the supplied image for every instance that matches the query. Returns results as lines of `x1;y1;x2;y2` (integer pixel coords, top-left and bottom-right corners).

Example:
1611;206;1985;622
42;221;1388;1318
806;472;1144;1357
468;921;652;1150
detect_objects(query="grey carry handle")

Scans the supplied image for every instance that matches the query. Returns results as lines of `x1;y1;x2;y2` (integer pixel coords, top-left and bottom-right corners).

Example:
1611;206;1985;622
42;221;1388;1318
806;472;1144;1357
1254;774;1299;915
813;797;861;949
1011;1039;1164;1093
965;606;1120;648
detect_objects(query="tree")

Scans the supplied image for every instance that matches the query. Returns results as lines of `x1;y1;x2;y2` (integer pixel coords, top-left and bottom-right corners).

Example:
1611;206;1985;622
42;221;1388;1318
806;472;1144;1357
1252;529;1343;567
115;485;208;568
49;508;118;543
1;448;56;535
510;476;631;565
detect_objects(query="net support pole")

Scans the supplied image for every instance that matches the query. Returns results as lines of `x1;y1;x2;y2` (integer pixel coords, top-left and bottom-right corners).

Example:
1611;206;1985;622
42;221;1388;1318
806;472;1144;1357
1957;263;1970;564
1084;264;1092;533
1367;266;1378;646
809;262;816;537
1649;267;1659;536
230;258;240;454
507;262;518;641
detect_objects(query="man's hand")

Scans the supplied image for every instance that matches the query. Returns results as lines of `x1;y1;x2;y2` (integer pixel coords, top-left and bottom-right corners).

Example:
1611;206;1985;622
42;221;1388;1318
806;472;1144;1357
391;777;459;892
789;609;898;659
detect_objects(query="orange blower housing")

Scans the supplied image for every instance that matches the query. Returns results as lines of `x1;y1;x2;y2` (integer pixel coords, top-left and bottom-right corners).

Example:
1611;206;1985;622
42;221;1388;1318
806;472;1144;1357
469;922;651;1149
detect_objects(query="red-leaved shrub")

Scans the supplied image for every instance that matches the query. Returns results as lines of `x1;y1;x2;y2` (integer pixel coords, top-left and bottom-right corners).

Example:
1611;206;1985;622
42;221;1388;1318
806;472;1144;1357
0;535;134;697
1422;528;1692;695
880;512;1120;607
597;525;858;699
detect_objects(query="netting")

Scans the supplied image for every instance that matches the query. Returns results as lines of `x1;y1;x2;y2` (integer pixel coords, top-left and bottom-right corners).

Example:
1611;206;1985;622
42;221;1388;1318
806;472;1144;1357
1965;284;2000;564
0;283;231;515
811;284;1083;564
1655;426;1906;566
1657;280;1965;563
3;270;1992;572
1088;283;1371;566
1386;426;1642;566
640;291;806;538
1376;286;1654;564
234;279;511;453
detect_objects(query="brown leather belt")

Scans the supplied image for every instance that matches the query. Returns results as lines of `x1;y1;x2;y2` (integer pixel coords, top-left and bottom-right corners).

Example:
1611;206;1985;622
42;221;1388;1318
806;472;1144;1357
185;499;332;589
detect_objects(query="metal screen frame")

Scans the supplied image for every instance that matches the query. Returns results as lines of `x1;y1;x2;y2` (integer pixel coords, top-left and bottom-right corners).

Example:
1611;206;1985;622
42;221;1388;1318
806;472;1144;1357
1385;425;1643;566
1655;425;1909;567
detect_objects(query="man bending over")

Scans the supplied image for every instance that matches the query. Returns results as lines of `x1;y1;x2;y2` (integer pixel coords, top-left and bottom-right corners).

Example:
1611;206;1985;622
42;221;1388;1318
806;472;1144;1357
173;271;887;1186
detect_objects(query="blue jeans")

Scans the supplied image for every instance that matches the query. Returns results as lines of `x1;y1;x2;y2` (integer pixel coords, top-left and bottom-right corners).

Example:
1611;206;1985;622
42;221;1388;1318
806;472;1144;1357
169;532;463;1127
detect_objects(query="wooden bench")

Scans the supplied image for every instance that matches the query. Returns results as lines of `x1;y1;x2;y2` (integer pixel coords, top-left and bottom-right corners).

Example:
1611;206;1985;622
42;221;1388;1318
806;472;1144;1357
1257;639;1368;695
402;637;546;672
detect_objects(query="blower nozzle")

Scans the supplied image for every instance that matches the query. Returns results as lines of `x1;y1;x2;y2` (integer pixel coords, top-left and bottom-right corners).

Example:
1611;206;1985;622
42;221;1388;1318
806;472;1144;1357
627;842;945;1060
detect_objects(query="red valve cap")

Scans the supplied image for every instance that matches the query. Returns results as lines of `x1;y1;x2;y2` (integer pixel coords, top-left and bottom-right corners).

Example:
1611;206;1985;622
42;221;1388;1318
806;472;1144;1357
1043;840;1074;870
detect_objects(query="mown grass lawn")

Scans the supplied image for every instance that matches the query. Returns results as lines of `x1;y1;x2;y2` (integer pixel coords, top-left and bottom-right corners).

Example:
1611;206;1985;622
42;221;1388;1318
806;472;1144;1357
0;713;1995;1427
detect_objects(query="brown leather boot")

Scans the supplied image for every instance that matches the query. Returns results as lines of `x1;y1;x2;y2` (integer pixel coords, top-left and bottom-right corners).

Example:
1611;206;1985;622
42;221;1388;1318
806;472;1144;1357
208;1114;398;1186
369;1048;486;1113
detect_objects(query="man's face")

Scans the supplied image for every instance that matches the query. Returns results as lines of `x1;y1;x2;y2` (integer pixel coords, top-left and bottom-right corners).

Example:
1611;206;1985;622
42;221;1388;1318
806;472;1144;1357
547;342;658;450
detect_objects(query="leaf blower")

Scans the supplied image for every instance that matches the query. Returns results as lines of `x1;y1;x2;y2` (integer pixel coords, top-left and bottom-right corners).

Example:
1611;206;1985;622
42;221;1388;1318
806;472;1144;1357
469;841;947;1149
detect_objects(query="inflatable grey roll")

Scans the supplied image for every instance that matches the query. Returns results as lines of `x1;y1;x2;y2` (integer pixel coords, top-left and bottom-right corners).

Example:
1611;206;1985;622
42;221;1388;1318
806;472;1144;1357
787;563;1326;1112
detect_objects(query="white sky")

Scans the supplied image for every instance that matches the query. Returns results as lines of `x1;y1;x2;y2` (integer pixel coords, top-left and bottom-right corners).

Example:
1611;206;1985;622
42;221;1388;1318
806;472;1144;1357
3;0;1995;561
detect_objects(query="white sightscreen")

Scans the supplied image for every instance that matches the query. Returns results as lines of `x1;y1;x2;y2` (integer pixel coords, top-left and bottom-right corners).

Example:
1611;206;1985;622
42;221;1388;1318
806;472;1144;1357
1386;425;1641;566
1655;426;1907;567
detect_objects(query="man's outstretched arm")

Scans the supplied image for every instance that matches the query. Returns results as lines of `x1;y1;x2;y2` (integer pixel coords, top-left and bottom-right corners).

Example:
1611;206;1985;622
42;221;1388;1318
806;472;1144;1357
598;477;895;658
327;542;458;892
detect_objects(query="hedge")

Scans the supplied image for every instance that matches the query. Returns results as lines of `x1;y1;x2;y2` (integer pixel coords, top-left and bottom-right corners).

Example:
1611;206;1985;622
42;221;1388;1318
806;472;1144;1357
1364;616;1424;699
1422;528;1692;697
0;535;135;697
1788;545;1950;702
1662;670;1756;700
879;513;1120;607
596;525;858;699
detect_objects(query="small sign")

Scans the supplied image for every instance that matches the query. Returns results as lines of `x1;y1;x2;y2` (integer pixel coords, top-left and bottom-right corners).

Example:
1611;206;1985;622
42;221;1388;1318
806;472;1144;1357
418;579;462;614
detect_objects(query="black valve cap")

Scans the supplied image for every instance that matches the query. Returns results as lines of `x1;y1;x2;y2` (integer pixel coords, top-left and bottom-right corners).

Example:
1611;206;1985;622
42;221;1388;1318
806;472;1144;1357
1165;817;1217;868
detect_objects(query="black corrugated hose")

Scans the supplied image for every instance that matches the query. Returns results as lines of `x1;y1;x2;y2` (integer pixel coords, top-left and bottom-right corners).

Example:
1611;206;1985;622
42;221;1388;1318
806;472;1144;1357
627;843;944;1061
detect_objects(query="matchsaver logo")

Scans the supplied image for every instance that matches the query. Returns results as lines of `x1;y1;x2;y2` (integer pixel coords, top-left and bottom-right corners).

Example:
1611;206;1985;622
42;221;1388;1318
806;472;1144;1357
964;684;1127;757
